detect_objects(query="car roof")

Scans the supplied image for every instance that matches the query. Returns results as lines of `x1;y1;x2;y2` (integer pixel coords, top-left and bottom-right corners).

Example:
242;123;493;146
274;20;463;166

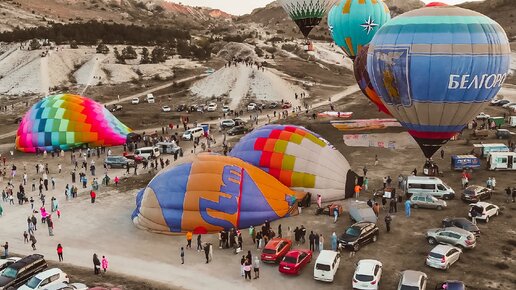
465;185;485;191
265;238;288;249
430;244;457;254
8;254;44;270
352;221;375;228
316;250;339;261
470;201;495;207
442;227;472;235
34;268;64;279
356;259;381;274
401;270;426;285
43;282;86;290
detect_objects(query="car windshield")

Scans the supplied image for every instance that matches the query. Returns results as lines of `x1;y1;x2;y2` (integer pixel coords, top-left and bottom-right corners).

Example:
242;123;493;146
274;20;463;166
464;189;476;195
315;263;330;271
25;276;42;289
262;249;276;254
283;256;297;264
355;274;374;282
400;286;420;290
429;252;444;259
345;227;360;237
1;267;18;278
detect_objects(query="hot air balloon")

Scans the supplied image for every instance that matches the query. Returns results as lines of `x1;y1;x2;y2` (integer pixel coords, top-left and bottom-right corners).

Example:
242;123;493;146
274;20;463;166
16;94;132;153
354;44;391;115
279;0;338;38
132;154;298;234
426;2;448;7
367;6;511;158
328;0;390;59
229;125;354;201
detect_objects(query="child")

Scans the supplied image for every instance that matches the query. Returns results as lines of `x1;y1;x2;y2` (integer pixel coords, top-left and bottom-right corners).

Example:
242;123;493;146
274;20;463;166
56;209;61;219
101;256;108;273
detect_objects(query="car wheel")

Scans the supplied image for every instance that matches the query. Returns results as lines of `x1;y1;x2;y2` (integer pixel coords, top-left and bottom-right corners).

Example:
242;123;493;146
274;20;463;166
485;216;490;223
427;237;437;245
437;206;442;210
495;210;499;216
372;234;378;243
353;243;360;252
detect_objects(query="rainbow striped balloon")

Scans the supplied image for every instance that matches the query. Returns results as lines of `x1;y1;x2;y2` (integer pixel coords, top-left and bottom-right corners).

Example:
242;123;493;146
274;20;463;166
16;94;132;153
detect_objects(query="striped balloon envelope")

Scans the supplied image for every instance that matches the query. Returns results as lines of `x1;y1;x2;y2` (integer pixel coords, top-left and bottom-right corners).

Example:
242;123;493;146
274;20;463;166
367;6;511;158
132;154;298;234
279;0;338;38
230;125;352;202
16;94;132;153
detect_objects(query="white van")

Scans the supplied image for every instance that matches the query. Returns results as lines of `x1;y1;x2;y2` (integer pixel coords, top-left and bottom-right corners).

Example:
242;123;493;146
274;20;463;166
146;93;155;103
406;176;455;200
487;151;516;170
510;116;516;127
182;127;204;141
135;147;160;160
313;250;340;282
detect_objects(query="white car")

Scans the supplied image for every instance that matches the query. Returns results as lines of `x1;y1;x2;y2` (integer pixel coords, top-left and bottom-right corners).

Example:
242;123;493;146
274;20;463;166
43;282;88;290
502;102;516;108
131;98;140;104
397;270;427;290
18;268;69;290
426;244;462;270
220;119;236;129
207;103;217;112
161;106;171;112
352;259;382;290
468;201;500;223
247;103;257;111
222;105;230;113
475;112;490;120
0;257;21;272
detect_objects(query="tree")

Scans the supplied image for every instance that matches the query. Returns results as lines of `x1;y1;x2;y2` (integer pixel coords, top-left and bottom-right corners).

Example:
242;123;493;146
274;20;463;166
70;40;78;49
140;47;150;64
114;47;125;64
122;46;137;60
151;46;167;63
96;43;109;54
29;39;41;50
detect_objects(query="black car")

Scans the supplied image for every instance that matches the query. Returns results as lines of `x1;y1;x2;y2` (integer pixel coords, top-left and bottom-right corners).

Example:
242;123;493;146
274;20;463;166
461;185;492;203
0;254;47;289
338;222;379;251
104;156;135;169
233;118;245;126
227;126;249;136
442;217;480;237
177;104;187;112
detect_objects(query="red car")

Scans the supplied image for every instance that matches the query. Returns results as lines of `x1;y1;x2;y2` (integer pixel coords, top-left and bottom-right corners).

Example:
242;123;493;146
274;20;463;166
278;249;312;275
123;153;144;164
261;238;292;263
282;102;292;109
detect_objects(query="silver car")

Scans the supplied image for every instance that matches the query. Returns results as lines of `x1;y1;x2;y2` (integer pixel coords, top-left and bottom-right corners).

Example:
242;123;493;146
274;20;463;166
397;270;427;290
410;194;447;210
426;227;476;249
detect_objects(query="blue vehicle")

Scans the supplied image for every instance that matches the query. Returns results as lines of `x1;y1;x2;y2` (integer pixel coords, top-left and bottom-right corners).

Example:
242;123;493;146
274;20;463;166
451;155;480;171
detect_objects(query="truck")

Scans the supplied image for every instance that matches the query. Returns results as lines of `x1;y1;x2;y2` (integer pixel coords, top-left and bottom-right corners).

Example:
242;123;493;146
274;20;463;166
451;155;481;171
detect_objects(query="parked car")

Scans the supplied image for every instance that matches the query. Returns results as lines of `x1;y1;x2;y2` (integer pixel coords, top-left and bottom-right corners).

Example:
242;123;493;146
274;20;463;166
156;142;182;155
410;193;447;210
176;104;187;112
490;99;509;106
282;102;292;109
261;238;292;263
0;257;21;272
475;112;490;120
161;105;171;112
426;244;462;270
434;280;466;290
0;254;47;289
313;250;340;282
18;268;69;290
247;103;257;111
109;105;123;112
104;156;134;169
461;185;492;203
206;103;217;112
43;282;89;290
278;249;312;275
495;129;515;139
222;105;230;113
269;102;278;109
233;118;245;126
182;127;204;141
502;102;516;108
397;270;427;290
135;147;161;160
220;119;236;129
352;259;382;290
123;154;144;164
426;227;476;249
338;222;379;252
131;98;139;104
441;217;480;237
348;200;377;223
468;202;500;223
227;126;250;136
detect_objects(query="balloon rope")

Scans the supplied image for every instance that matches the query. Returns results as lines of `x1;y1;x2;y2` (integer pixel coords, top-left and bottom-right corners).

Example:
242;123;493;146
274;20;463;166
236;167;244;229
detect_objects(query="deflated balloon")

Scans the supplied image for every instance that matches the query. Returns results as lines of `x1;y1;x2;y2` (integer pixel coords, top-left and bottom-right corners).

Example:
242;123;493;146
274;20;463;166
230;125;352;201
279;0;338;38
132;154;297;234
367;6;510;158
16;94;132;153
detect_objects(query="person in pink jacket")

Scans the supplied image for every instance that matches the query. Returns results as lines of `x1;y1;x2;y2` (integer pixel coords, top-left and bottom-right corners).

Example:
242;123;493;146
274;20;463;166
101;256;108;273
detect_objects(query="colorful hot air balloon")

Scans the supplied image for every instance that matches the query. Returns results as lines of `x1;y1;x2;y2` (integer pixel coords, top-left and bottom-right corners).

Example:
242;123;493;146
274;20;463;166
328;0;390;59
425;2;448;7
132;154;298;234
16;94;132;153
229;125;353;201
354;44;391;115
367;6;511;158
279;0;338;38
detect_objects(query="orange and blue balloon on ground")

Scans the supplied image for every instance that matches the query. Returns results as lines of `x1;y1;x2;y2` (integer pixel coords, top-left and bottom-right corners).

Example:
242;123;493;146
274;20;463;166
132;154;297;234
16;94;132;153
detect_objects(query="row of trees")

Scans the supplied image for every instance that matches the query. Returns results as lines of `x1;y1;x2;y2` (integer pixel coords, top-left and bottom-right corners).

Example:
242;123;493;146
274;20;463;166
112;46;167;64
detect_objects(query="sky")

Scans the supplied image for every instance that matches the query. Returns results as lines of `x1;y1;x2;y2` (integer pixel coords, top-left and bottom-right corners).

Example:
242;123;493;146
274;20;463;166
169;0;483;16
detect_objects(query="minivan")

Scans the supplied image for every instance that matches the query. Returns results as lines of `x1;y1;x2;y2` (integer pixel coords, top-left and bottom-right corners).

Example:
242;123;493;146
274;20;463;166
313;250;340;282
0;254;47;289
182;127;204;141
406;176;455;200
135;147;160;160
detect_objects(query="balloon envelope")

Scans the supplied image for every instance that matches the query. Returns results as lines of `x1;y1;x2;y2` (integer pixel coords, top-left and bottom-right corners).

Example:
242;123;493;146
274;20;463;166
328;0;390;59
229;124;352;201
279;0;338;38
354;44;391;115
132;154;297;234
16;94;132;153
367;6;510;158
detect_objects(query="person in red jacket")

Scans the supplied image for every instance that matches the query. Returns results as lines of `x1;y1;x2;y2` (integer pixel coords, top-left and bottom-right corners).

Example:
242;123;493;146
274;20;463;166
90;190;96;203
57;244;63;261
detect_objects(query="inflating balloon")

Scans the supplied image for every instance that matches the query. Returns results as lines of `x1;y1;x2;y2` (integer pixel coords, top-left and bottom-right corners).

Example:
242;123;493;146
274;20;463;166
16;94;132;153
132;154;298;234
279;0;338;38
426;2;448;7
230;125;352;201
354;44;391;115
328;0;390;59
367;6;510;158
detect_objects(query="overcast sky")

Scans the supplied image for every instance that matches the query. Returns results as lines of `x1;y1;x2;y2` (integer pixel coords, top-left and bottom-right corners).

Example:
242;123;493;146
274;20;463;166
169;0;483;16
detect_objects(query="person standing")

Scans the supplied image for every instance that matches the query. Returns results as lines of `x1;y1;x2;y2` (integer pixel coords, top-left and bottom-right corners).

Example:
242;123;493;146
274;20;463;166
363;166;368;176
90;190;96;203
244;259;252;280
319;234;324;251
374;155;378;166
385;214;392;232
440;149;445;159
2;242;8;258
30;235;37;250
253;256;260;279
405;199;411;217
197;234;203;252
23;231;28;243
354;184;362;200
204;243;210;263
93;254;101;275
317;194;322;208
506;186;512;203
314;232;320;251
101;256;108;273
309;231;315;251
331;232;337;251
278;224;282;238
373;202;380;217
240;255;246;277
389;198;397;213
363;177;369;191
186;231;192;249
47;217;54;236
57;244;63;261
180;247;185;264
